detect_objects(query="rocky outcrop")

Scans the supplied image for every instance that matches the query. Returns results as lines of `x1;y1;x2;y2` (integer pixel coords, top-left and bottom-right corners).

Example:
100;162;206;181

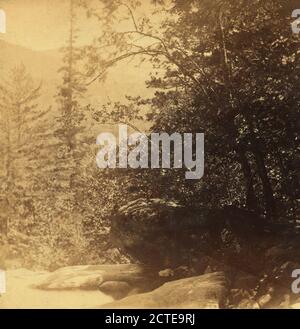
110;198;270;271
110;198;209;266
30;199;300;309
3;265;300;309
102;272;230;309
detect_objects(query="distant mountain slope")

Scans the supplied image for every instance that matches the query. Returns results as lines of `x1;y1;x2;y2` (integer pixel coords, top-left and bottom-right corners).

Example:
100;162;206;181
0;40;61;80
0;40;61;106
0;40;154;108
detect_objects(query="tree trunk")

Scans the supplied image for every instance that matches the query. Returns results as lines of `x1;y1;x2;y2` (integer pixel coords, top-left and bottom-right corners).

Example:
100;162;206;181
248;129;275;220
237;149;258;211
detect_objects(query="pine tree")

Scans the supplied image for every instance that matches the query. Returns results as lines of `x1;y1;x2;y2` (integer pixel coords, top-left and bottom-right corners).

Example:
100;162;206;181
55;1;87;194
0;64;50;236
51;0;91;256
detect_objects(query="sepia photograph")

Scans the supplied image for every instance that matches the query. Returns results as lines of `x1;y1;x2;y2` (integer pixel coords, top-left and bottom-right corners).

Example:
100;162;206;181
0;0;299;313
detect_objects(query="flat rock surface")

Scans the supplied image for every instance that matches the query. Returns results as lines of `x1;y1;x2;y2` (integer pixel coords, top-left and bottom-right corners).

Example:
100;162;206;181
102;272;229;309
34;264;158;290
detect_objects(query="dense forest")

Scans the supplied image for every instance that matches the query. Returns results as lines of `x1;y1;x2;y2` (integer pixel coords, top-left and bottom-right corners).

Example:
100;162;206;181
0;0;299;303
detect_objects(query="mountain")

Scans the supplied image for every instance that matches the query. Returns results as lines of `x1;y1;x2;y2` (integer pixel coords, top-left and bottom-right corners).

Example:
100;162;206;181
0;40;60;106
0;40;154;109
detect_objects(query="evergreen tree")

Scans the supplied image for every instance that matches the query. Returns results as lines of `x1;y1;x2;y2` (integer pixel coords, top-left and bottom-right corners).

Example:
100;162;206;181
49;0;93;264
54;0;88;213
0;64;50;236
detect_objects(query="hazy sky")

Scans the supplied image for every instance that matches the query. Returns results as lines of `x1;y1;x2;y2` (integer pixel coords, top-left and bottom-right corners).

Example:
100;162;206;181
0;0;97;50
0;0;156;51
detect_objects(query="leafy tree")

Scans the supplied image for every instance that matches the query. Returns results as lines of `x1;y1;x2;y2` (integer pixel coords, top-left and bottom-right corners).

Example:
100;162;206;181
83;0;299;221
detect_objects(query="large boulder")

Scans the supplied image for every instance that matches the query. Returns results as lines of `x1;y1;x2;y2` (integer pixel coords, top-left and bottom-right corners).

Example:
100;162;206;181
110;198;268;269
110;198;221;266
102;272;229;309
